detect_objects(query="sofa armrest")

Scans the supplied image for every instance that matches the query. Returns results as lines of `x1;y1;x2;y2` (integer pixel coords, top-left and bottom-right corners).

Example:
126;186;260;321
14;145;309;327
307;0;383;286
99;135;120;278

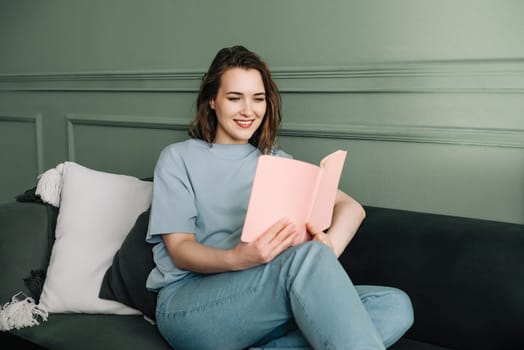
339;206;524;350
0;202;57;303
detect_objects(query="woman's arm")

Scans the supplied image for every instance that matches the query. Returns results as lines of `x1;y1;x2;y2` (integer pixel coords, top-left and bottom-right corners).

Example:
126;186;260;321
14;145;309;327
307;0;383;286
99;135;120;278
308;189;366;257
162;217;299;274
163;190;364;273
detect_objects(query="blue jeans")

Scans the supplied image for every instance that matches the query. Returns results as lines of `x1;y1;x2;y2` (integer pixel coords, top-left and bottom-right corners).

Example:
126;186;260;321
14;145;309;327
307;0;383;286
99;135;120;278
156;241;414;350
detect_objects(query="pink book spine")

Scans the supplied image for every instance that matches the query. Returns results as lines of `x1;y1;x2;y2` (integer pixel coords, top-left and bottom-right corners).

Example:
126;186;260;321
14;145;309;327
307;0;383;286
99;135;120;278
306;150;347;233
302;167;324;241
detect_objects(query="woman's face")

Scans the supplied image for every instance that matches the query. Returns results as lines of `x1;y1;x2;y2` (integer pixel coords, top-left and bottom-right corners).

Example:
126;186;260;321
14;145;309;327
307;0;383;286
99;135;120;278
210;68;266;144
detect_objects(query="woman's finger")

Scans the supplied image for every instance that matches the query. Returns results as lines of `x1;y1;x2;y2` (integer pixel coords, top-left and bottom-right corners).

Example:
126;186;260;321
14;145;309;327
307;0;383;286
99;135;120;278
256;217;290;245
307;222;335;252
269;220;297;247
306;222;322;237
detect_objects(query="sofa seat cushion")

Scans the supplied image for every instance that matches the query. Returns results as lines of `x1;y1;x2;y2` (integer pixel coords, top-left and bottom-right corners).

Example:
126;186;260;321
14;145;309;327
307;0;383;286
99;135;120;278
10;314;171;350
8;317;451;350
8;315;451;350
390;338;452;350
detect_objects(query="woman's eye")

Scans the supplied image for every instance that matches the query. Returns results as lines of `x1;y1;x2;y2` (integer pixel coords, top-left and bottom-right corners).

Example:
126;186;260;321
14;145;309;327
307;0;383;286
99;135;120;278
254;98;266;102
227;97;240;101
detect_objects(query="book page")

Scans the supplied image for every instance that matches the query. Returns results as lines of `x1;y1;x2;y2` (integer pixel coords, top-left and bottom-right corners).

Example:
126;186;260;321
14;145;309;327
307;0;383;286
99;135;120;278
307;150;347;232
241;155;320;243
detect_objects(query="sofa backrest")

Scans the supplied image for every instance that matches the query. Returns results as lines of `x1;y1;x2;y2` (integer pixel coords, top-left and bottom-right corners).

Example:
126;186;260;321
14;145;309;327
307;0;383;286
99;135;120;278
0;202;57;303
340;206;524;350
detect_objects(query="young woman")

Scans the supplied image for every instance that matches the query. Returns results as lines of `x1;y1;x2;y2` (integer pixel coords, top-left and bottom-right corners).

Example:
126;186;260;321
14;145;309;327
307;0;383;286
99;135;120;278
146;45;414;350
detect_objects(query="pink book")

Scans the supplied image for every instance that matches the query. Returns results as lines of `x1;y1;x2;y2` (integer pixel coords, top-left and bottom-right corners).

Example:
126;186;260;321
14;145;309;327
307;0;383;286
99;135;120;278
241;150;347;244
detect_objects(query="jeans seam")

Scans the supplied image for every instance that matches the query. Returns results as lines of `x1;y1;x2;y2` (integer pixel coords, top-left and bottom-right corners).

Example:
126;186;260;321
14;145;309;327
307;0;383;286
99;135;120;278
290;288;332;350
159;286;258;319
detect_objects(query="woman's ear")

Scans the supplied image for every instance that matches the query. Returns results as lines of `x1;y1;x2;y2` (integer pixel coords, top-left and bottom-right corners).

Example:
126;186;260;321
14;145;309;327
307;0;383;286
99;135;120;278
209;99;215;110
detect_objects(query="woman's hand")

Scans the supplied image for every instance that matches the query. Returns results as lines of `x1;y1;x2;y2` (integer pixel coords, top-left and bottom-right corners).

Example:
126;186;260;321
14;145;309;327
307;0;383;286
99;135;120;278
229;217;299;270
306;222;335;254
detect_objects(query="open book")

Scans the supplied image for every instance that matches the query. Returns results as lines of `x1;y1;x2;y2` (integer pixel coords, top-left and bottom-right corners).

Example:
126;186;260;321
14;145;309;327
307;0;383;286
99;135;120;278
241;150;347;244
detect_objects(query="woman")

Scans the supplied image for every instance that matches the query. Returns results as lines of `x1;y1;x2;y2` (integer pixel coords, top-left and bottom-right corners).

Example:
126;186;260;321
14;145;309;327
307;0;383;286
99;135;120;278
146;45;413;350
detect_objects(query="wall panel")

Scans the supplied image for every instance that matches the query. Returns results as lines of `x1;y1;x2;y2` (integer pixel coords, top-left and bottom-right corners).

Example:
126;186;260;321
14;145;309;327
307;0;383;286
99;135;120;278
1;58;523;223
0;114;43;203
278;136;524;224
66;114;191;178
1;1;523;224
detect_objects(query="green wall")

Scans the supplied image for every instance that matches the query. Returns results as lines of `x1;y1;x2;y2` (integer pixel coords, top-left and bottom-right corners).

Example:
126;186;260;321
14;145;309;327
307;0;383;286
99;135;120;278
1;0;523;224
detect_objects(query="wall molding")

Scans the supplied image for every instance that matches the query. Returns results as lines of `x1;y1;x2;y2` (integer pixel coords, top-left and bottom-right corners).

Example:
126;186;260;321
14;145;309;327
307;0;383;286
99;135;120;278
279;122;524;149
0;113;44;172
65;113;524;150
66;113;191;160
2;59;524;93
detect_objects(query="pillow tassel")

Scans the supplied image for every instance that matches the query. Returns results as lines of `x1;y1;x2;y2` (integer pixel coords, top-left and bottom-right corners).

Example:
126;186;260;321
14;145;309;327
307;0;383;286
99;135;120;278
143;315;156;325
0;292;48;331
35;162;66;207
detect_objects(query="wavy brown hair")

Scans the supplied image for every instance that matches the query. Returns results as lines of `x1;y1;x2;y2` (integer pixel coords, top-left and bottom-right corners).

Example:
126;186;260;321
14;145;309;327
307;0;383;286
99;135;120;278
188;45;282;153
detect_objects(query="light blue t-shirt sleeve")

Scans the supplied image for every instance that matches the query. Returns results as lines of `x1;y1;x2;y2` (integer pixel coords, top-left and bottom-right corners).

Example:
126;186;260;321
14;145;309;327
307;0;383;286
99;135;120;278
146;145;197;243
273;147;293;159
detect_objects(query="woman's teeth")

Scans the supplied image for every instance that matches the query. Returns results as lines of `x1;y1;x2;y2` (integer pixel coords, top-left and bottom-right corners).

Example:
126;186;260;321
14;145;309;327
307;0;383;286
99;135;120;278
235;120;254;128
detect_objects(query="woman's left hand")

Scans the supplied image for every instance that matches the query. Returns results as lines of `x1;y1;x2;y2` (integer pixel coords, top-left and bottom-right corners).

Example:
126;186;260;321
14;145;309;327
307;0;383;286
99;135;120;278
306;222;335;254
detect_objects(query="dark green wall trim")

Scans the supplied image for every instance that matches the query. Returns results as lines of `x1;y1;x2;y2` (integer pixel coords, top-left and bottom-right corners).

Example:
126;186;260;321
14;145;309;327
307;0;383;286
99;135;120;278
0;114;44;172
2;59;524;93
65;113;524;150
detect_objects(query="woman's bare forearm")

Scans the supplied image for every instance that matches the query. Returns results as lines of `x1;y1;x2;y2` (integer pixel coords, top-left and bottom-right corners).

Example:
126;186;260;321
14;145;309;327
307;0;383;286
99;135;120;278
162;218;299;274
326;190;366;257
163;233;239;273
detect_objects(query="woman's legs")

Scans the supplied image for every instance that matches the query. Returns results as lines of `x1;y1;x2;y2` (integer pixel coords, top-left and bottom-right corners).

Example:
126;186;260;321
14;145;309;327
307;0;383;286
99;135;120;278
156;241;384;350
253;286;414;349
355;285;414;348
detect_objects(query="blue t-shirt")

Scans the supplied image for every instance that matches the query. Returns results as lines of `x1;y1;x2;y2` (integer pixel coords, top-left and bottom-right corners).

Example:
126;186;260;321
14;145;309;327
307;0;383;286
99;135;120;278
146;138;292;291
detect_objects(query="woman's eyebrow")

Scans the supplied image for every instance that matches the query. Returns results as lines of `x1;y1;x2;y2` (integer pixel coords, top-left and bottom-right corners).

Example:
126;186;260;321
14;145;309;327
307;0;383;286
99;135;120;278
225;91;265;96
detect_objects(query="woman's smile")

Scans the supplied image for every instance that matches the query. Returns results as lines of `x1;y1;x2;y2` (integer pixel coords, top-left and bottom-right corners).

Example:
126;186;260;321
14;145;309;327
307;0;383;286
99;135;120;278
234;119;256;128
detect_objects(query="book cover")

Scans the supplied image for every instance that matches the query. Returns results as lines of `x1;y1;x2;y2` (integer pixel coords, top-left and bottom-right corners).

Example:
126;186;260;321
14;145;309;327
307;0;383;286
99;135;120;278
241;150;347;244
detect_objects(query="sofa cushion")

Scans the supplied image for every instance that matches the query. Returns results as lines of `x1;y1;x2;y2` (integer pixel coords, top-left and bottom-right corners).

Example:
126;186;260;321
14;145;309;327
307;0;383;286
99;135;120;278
38;162;152;315
389;338;452;350
10;314;171;350
99;208;157;321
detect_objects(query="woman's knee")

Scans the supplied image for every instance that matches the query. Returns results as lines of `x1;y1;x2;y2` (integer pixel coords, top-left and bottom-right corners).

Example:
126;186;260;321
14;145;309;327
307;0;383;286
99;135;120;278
280;241;342;286
292;240;335;259
383;288;414;347
356;285;414;347
388;288;414;331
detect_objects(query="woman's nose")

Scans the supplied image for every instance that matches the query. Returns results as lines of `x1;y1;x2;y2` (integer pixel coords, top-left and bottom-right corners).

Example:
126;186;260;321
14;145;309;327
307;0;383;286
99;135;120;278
240;101;254;117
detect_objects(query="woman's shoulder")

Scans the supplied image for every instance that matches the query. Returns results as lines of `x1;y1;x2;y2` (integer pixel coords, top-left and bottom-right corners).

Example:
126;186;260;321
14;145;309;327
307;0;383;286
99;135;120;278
160;139;207;155
270;147;294;159
157;139;207;164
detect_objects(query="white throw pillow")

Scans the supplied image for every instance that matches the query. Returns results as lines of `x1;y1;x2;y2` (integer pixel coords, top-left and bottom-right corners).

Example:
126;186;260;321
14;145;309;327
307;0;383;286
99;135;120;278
38;162;152;314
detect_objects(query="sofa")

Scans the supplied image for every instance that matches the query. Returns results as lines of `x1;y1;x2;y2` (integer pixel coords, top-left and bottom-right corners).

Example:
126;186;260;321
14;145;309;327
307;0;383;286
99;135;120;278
1;191;523;349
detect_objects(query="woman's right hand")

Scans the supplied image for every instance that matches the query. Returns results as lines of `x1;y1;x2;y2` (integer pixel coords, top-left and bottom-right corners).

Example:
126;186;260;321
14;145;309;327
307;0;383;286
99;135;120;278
228;217;298;270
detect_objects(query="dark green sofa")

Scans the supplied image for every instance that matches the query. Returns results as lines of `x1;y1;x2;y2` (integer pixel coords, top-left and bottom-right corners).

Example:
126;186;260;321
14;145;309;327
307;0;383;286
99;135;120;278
1;198;523;349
